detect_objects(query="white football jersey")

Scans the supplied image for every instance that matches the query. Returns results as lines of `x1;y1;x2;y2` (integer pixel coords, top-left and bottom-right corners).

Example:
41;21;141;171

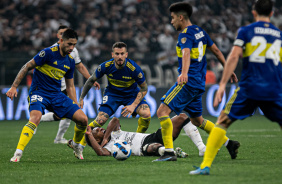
52;43;81;90
103;130;149;156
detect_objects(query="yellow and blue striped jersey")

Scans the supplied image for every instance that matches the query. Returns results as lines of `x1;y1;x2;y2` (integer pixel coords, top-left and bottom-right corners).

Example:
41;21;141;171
234;21;282;100
31;45;75;92
95;58;145;97
177;25;214;91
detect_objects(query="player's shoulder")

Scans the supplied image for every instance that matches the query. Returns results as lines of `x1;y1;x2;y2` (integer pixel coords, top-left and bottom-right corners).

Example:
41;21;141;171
103;58;115;67
179;25;204;39
125;58;139;72
37;46;54;57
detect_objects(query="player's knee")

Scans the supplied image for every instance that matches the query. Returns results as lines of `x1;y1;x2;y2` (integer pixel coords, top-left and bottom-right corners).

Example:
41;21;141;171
141;112;151;119
178;113;188;122
157;108;166;118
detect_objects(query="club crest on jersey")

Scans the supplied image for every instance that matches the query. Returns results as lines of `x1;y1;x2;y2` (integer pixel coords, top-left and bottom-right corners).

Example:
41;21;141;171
138;72;143;78
39;51;45;57
181;37;187;44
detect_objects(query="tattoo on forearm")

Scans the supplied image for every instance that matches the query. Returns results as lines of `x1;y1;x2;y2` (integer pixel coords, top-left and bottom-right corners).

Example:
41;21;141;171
80;73;97;99
12;61;36;88
95;112;109;126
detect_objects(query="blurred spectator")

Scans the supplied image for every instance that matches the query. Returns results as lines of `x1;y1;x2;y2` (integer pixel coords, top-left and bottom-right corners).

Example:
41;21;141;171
0;0;281;79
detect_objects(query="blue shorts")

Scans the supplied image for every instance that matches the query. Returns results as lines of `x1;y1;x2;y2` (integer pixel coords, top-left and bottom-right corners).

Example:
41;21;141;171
161;82;204;118
224;87;282;125
28;90;80;119
99;93;148;117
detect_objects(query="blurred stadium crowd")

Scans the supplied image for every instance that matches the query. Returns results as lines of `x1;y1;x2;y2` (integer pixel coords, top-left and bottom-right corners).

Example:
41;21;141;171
0;0;282;84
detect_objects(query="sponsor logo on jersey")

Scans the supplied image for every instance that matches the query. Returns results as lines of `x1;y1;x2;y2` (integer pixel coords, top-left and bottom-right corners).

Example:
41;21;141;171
122;76;132;79
39;51;45;57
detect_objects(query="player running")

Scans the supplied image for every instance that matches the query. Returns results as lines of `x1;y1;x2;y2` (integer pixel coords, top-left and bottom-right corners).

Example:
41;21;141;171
7;29;88;162
190;0;282;175
38;25;100;144
154;2;239;161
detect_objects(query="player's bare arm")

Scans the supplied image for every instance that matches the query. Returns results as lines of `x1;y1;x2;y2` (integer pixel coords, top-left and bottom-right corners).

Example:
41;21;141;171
6;59;37;100
101;117;121;147
79;71;98;108
75;63;100;90
121;81;148;117
85;126;111;156
95;111;110;127
178;48;190;85
214;46;243;107
65;78;78;104
208;44;238;83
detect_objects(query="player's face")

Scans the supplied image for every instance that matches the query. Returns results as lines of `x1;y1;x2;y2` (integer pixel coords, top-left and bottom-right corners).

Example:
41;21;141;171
112;47;128;67
60;38;77;56
92;127;106;143
57;28;68;40
171;12;182;31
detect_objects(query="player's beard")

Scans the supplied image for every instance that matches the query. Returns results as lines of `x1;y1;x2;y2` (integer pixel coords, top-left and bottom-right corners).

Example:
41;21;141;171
116;59;125;67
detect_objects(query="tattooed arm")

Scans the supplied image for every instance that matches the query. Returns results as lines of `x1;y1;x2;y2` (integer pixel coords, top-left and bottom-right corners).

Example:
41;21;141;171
121;81;148;117
6;59;37;100
79;71;98;108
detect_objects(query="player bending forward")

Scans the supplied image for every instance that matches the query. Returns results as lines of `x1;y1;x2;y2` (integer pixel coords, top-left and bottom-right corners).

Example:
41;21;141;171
85;114;206;158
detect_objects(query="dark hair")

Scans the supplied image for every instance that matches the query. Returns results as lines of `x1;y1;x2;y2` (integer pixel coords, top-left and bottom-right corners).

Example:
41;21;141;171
112;42;127;51
169;2;193;19
57;25;68;32
62;28;78;40
253;0;273;16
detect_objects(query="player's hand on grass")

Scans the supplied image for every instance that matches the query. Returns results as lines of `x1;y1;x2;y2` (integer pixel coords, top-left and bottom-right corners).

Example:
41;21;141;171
121;105;136;118
6;87;17;100
230;72;238;83
93;82;100;90
214;85;225;107
177;74;188;85
79;98;84;109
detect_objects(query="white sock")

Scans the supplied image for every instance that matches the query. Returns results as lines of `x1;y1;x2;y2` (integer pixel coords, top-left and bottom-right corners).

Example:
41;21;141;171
224;138;229;147
55;119;71;140
183;121;206;151
164;148;174;152
41;112;55;122
158;146;165;156
16;149;23;154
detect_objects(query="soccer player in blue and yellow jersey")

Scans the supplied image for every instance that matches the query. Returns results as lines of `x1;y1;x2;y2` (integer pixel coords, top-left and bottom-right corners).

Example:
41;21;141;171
6;29;88;162
190;0;282;175
76;42;151;155
153;2;239;161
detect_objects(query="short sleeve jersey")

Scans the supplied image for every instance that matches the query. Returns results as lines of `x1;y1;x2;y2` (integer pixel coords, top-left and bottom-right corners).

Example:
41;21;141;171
176;25;214;91
31;45;75;92
103;130;149;156
233;21;282;100
95;58;146;97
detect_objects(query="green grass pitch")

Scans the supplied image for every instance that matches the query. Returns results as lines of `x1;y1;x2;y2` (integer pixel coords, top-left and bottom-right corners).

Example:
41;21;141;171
0;116;281;184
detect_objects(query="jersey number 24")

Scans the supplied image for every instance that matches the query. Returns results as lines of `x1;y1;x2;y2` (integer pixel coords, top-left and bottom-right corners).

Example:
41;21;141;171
249;36;281;66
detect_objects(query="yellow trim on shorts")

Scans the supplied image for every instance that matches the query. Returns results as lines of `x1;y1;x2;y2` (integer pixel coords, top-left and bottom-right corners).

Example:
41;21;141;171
164;84;183;105
224;87;240;114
